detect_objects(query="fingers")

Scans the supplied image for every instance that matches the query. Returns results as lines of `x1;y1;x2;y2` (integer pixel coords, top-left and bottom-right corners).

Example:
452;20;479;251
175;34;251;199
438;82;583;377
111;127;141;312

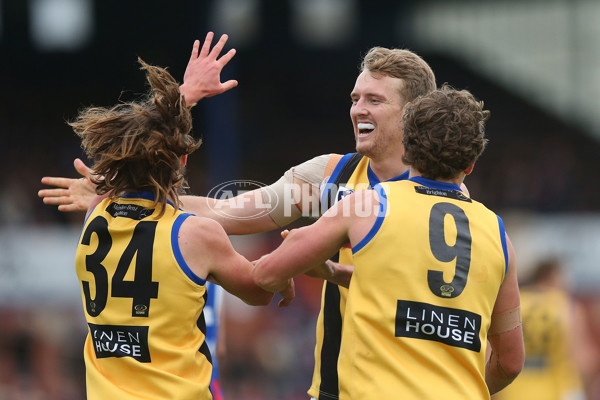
39;188;70;198
222;80;239;92
189;39;200;63
280;229;290;239
277;279;295;307
40;177;74;189
58;204;83;212
41;194;71;205
73;158;92;178
199;31;214;59
209;34;229;60
278;291;295;308
278;297;294;308
217;48;237;67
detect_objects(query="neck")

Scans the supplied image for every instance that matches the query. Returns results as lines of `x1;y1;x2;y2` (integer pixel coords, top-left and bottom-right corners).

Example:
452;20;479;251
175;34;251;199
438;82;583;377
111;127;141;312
369;157;409;182
408;168;465;187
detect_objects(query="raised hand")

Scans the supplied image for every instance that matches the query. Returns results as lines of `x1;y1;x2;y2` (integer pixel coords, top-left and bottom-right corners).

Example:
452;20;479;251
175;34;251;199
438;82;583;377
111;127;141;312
38;158;96;212
180;32;239;106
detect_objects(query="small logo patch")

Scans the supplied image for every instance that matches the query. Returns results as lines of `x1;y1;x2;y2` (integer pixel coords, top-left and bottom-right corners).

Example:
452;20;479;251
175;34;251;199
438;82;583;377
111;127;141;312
440;285;455;297
106;203;154;220
336;186;355;203
414;186;472;202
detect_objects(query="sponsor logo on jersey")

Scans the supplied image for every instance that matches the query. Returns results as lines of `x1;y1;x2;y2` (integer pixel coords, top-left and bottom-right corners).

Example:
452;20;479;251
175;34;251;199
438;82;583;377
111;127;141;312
414;186;472;202
395;300;481;351
106;203;154;220
88;323;151;362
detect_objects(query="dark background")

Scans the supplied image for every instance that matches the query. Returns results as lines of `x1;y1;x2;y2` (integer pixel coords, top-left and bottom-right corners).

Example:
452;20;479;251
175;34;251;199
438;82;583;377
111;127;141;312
2;0;599;229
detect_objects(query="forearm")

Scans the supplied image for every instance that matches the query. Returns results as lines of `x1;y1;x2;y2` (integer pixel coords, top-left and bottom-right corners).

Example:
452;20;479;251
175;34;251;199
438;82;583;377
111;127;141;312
255;275;293;294
485;327;524;394
254;222;348;292
485;351;518;395
180;195;217;216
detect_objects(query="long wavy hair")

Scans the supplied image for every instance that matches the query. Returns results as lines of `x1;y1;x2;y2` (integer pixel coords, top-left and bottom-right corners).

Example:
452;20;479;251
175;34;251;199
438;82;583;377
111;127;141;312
70;58;201;216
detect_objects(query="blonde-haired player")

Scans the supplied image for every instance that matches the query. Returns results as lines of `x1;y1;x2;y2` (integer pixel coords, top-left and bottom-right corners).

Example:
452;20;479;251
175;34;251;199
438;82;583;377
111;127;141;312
253;85;524;399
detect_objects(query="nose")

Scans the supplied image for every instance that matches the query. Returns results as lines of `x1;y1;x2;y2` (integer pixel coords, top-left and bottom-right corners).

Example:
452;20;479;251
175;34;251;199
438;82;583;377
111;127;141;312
350;98;368;118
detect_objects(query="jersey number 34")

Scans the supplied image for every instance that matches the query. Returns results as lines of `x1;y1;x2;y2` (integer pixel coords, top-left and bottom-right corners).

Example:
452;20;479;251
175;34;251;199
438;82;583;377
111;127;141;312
79;216;159;318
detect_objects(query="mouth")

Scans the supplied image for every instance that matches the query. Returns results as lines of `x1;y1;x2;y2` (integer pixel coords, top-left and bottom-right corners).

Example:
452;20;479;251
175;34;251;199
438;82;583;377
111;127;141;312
357;122;375;138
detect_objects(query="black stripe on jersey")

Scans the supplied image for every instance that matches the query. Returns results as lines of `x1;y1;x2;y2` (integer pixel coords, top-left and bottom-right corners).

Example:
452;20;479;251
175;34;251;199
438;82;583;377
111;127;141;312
318;153;363;399
197;291;213;366
325;153;364;210
319;281;342;399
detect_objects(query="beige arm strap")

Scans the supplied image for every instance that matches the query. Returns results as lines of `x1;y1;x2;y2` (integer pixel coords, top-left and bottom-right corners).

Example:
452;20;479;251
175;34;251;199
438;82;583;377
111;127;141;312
259;154;337;227
488;306;522;336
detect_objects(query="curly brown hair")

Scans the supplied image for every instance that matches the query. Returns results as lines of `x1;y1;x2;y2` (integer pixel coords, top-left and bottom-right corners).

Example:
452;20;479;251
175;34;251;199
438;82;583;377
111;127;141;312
401;84;490;180
360;47;436;106
70;58;201;216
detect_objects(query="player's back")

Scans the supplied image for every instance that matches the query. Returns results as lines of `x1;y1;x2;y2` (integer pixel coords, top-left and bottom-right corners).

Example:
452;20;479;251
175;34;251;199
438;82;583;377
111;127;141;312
75;192;213;400
339;178;508;400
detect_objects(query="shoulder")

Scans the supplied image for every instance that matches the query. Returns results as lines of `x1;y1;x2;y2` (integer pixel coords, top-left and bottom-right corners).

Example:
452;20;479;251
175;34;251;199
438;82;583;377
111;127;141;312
328;188;380;221
179;216;229;247
322;153;344;179
352;187;379;203
294;153;341;169
290;153;345;187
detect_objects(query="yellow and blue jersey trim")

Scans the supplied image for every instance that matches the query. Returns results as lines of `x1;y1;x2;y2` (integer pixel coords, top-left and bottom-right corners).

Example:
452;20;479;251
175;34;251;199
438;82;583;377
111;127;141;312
352;183;388;254
171;213;207;286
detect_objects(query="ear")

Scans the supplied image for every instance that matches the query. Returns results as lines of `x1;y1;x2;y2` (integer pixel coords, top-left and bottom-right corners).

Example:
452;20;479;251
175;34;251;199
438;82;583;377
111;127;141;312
464;161;475;175
181;154;188;168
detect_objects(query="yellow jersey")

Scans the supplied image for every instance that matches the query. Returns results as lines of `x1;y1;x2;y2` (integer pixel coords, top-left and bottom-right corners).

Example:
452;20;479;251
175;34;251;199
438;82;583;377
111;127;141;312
75;192;214;400
310;153;409;399
338;177;508;400
495;287;584;400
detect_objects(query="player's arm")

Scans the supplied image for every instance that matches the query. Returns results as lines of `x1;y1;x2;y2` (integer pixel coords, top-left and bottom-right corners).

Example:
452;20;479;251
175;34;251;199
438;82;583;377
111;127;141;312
178;216;276;306
279;230;354;288
253;190;376;293
181;153;337;235
485;234;525;394
41;153;335;238
180;190;280;235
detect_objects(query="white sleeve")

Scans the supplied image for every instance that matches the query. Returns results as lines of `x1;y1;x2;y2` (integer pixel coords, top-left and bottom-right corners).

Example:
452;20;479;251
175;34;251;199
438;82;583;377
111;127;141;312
259;154;333;227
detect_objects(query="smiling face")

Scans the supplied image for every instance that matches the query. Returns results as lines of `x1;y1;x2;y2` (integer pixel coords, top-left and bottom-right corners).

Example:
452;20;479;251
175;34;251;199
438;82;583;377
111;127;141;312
350;70;406;162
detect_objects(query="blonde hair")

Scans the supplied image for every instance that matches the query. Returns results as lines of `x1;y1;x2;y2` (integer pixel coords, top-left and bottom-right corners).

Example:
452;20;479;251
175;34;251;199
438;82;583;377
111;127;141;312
360;47;436;105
